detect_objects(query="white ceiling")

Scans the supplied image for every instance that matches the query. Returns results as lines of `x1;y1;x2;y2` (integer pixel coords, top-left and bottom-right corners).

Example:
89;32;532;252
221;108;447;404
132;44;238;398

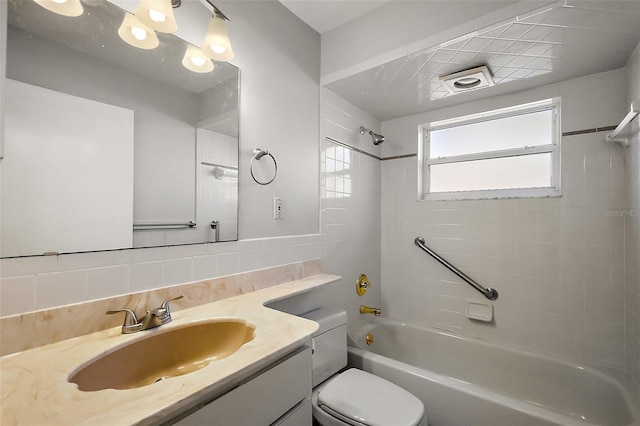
309;0;640;121
279;0;392;34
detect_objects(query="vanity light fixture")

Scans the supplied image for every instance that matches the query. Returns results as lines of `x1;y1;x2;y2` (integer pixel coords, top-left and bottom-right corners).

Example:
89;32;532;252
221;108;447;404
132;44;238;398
34;0;83;17
201;9;234;62
118;12;159;50
182;44;215;73
135;0;178;33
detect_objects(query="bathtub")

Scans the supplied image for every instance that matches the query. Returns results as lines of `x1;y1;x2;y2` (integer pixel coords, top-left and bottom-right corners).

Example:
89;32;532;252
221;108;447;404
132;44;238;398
348;318;640;426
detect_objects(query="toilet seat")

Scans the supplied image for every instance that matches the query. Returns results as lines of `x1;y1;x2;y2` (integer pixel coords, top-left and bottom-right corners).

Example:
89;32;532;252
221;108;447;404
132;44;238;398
317;369;424;426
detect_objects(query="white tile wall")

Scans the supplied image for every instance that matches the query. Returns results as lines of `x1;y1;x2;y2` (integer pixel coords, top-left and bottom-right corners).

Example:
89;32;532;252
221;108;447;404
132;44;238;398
86;266;128;300
36;270;86;310
624;41;640;385
321;88;382;158
381;68;631;372
320;89;383;334
0;276;35;315
320;138;382;334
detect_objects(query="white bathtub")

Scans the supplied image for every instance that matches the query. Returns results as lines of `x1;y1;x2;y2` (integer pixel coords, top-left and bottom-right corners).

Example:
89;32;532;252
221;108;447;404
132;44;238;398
348;318;640;426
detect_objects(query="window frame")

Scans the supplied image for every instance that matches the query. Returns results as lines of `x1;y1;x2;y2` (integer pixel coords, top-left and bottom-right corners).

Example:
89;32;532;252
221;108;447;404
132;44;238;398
418;98;561;201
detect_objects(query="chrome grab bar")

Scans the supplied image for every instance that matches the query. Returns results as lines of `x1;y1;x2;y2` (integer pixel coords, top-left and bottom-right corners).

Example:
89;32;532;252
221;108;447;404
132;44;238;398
414;237;498;301
133;221;196;230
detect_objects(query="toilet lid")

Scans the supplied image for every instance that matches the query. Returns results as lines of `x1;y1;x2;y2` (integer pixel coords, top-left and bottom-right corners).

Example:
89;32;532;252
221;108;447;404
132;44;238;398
318;369;424;426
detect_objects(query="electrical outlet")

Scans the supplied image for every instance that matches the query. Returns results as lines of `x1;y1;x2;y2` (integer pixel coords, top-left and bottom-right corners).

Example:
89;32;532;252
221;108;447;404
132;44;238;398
273;197;283;219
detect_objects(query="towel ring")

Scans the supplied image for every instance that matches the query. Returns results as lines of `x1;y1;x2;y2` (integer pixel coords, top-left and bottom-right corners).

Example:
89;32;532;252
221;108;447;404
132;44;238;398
250;148;277;185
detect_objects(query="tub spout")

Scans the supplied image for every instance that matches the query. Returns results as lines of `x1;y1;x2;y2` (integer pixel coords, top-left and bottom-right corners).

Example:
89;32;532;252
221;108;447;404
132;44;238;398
360;305;381;316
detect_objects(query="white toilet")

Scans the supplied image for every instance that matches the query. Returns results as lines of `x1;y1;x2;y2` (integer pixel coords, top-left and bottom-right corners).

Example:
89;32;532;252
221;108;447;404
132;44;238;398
301;308;426;426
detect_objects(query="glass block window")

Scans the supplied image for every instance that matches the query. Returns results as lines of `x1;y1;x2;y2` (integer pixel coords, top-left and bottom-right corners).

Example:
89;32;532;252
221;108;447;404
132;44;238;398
324;144;352;198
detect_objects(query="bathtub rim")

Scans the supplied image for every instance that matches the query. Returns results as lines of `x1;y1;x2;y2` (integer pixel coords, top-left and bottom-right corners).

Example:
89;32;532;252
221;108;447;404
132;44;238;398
349;316;640;426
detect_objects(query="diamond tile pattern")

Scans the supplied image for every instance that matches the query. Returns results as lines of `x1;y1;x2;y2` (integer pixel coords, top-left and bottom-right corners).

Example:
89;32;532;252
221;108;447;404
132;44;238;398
324;0;640;121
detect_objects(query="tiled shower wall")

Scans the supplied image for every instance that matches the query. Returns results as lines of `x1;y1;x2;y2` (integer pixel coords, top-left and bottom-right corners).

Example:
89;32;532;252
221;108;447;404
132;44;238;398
381;68;630;372
320;88;383;333
625;42;640;384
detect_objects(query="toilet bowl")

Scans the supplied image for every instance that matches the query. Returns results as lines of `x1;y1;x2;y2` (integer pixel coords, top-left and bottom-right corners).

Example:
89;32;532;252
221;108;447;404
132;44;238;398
301;309;426;426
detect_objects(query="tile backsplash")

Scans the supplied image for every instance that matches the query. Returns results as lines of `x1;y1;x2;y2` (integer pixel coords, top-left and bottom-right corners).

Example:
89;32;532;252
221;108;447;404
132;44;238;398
0;237;324;317
0;260;323;356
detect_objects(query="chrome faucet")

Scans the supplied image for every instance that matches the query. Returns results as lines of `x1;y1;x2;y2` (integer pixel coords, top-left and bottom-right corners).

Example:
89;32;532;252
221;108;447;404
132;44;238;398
360;305;381;316
106;295;184;334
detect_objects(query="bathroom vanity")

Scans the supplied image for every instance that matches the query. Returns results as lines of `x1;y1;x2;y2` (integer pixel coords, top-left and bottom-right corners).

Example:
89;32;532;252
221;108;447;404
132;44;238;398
0;273;338;425
171;347;312;426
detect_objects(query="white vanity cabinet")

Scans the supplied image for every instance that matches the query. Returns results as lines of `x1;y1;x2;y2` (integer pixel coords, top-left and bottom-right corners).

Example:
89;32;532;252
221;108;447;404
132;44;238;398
171;346;312;426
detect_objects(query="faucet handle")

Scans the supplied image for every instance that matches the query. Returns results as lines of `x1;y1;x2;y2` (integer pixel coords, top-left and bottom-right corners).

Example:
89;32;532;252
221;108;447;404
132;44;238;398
154;295;184;324
106;308;138;325
160;295;184;313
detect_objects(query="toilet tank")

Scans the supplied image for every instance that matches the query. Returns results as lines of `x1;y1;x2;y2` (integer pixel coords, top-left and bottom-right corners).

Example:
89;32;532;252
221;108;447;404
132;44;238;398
300;308;347;387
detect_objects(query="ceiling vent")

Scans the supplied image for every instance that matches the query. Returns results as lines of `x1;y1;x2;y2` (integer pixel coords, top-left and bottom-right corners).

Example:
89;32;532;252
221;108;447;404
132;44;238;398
440;65;495;95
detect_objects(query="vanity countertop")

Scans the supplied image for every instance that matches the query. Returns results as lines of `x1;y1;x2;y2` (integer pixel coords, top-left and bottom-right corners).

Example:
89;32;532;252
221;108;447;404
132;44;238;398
0;273;340;426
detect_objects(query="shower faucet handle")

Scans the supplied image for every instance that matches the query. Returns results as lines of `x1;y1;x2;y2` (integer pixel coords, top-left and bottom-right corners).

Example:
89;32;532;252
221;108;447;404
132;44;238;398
357;274;371;296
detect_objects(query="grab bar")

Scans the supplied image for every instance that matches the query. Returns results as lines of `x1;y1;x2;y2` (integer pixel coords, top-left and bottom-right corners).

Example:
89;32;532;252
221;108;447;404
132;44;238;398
133;221;196;230
414;237;498;301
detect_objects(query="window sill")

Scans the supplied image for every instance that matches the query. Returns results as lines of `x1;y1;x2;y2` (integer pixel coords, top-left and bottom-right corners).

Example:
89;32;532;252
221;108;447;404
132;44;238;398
422;187;561;202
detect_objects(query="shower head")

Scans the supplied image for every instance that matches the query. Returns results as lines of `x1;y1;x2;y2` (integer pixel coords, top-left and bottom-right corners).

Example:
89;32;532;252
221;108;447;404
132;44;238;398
359;126;385;145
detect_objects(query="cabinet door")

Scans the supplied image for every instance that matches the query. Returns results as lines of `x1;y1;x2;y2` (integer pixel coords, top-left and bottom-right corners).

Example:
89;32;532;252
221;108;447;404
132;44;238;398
272;400;312;426
175;347;311;426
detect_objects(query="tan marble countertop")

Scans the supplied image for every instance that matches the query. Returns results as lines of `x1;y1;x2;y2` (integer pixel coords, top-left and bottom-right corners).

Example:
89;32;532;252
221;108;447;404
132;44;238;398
0;273;340;426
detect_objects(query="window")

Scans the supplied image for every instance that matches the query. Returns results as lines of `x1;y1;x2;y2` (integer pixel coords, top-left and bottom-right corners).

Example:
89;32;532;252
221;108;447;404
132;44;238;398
419;98;561;201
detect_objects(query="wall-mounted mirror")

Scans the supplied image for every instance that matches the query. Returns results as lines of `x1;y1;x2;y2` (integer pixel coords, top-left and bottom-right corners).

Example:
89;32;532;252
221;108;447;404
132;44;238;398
1;0;239;258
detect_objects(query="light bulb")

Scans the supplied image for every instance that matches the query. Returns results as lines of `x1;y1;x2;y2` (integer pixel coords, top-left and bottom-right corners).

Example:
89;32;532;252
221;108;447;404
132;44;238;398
131;26;147;41
148;9;166;23
201;15;234;62
190;56;206;66
34;0;83;16
118;12;159;49
135;0;177;33
182;44;214;73
210;45;226;55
